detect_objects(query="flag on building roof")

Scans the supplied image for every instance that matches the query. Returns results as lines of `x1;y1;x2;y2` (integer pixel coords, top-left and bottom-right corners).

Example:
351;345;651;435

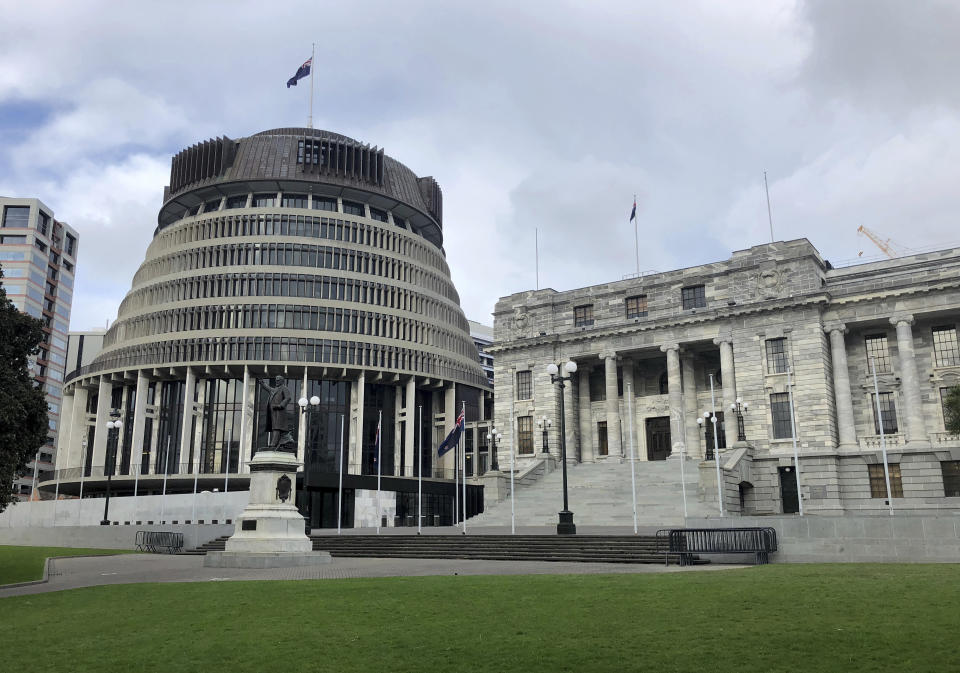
286;57;312;88
629;197;637;222
437;408;465;457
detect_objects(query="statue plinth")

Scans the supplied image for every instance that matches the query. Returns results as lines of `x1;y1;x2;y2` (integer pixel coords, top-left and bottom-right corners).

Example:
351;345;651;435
204;450;331;568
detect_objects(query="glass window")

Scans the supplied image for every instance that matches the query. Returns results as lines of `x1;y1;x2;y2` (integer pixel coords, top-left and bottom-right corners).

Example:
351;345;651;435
864;334;891;373
681;284;706;309
942;461;960;497
37;212;50;235
625;295;647;318
252;193;276;208
932;326;959;367
869;463;903;498
311;197;337;212
765;338;789;374
369;207;388;223
342;200;364;217
204;198;222;213
2;206;30;228
597;421;608;456
770;392;793;439
516;371;532;400
941;387;959;430
0;234;27;244
872;392;898;434
517;416;533;455
574;304;594;327
64;233;76;257
588;369;605;401
225;195;248;209
282;194;308;209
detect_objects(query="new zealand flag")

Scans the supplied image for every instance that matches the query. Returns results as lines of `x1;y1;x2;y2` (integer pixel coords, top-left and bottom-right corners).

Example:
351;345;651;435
287;58;312;88
437;408;465;457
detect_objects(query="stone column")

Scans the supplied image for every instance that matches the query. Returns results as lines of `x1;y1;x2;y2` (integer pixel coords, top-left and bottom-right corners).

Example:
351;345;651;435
660;344;684;456
130;371;148;475
891;314;928;445
92;376;112;472
602;352;622;457
239;366;254;472
404;378;416;476
563;368;577;463
69;387;89;470
350;371;366;470
824;323;858;449
394;383;403;476
714;334;738;411
578;366;594;462
681;354;701;458
181;367;196;471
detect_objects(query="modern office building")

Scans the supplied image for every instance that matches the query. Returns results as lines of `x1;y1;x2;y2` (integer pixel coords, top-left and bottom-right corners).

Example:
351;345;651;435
0;197;79;500
47;128;489;527
490;239;960;516
469;320;494;387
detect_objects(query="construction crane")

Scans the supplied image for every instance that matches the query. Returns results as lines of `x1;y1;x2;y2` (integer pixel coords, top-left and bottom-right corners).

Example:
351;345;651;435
857;225;908;259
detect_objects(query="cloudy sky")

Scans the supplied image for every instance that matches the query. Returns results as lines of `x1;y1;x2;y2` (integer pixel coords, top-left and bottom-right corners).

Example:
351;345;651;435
1;0;958;331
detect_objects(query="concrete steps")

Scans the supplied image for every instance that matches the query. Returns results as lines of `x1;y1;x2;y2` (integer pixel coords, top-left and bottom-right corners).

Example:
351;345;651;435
179;535;231;555
472;458;717;527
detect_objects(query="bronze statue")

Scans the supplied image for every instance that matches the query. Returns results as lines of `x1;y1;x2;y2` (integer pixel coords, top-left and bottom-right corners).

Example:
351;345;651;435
260;375;295;451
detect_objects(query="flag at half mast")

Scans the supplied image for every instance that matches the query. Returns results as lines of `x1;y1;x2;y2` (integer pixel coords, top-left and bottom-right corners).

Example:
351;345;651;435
286;57;312;88
437;407;465;457
629;197;637;222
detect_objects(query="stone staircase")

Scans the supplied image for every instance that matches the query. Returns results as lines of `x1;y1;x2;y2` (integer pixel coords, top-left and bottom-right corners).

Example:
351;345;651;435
472;457;717;527
179;535;231;555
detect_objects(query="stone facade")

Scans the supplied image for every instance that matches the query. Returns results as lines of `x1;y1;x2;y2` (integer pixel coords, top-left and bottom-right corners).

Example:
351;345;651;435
490;239;960;516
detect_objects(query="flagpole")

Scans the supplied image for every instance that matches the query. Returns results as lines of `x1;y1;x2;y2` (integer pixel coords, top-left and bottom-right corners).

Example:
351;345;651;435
535;227;539;291
337;413;344;535
787;368;803;516
376;410;382;534
626;380;638;535
417;405;423;534
454;427;459;528
633;193;639;276
509;396;516;535
461;401;467;534
308;43;315;130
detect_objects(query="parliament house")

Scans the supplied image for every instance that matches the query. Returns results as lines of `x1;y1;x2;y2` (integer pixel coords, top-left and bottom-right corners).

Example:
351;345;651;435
45;128;491;527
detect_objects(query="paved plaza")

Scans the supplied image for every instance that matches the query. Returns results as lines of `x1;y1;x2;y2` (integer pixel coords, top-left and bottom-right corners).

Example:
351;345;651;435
0;551;742;598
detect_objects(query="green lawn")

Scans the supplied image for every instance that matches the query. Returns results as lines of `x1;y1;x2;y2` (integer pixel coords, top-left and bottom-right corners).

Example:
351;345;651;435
0;545;131;585
2;564;959;672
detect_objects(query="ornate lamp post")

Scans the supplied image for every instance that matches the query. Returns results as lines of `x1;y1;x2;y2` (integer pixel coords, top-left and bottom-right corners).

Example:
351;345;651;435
486;428;502;472
297;394;321;533
547;360;578;535
101;411;122;526
538;416;552;454
729;397;749;442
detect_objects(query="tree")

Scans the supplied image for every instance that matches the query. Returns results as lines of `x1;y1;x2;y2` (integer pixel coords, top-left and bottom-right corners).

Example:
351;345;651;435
0;264;49;513
945;386;960;436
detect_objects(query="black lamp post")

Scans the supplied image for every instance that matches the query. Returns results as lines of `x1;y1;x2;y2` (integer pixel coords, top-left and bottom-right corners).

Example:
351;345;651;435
297;393;321;534
101;410;122;526
486;428;502;472
538;416;551;454
729;397;749;442
547;360;578;535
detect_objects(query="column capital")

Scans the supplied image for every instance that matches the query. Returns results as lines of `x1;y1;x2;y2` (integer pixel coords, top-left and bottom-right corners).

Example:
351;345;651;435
822;321;847;335
712;333;733;346
890;313;915;327
660;343;680;353
599;350;618;361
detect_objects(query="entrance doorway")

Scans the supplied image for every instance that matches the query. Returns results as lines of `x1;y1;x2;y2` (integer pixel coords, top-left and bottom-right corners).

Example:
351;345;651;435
779;466;799;514
645;416;672;461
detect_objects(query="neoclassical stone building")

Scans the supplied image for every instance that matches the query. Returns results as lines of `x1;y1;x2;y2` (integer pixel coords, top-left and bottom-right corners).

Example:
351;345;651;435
490;239;960;515
46;127;490;527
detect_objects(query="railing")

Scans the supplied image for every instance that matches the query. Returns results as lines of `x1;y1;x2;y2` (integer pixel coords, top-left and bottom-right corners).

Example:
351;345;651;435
932;431;960;445
657;527;778;566
135;531;184;554
858;433;905;450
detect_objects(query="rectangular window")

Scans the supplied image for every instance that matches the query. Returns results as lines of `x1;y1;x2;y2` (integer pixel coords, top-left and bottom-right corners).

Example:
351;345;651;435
588;368;605;401
516;370;532;400
252;193;276;208
681;284;706;310
282;194;308;209
369;207;388;223
770;392;793;439
37;212;49;235
64;233;76;257
574;304;594;327
0;234;27;244
932;326;960;367
765;337;789;374
517;416;534;455
864;334;892;373
941;387;959;430
868;463;903;498
204;198;222;213
311;197;337;212
225;195;247;209
597;421;608;456
2;206;30;228
942;461;960;497
625;294;648;318
871;392;898;434
341;200;364;217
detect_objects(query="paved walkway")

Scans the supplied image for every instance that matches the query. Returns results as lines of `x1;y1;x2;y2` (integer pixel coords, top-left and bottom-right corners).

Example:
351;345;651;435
0;553;744;598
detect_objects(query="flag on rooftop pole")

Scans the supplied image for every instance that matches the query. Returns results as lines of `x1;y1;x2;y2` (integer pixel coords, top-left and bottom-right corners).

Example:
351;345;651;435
629;197;637;222
286;56;312;88
437;407;465;457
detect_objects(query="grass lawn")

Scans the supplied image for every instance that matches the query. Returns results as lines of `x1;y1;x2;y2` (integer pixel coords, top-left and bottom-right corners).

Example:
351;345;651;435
2;564;959;672
0;546;132;585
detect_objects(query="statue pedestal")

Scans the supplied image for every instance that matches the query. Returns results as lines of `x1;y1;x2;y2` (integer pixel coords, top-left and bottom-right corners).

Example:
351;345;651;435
204;450;331;568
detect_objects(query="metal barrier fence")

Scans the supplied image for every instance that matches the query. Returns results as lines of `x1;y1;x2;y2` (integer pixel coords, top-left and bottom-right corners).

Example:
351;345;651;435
657;527;778;566
134;530;184;554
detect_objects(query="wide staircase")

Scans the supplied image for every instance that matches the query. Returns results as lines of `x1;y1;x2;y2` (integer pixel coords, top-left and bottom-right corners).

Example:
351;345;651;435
471;457;717;528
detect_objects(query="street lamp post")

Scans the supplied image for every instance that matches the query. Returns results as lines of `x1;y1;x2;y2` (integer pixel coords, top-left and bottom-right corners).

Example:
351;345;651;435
297;394;322;533
547;360;578;535
101;411;122;526
729;398;749;442
487;428;502;472
538;416;551;454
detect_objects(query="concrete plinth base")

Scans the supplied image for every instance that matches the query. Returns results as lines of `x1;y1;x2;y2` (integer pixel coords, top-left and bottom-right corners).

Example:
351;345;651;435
203;550;332;569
